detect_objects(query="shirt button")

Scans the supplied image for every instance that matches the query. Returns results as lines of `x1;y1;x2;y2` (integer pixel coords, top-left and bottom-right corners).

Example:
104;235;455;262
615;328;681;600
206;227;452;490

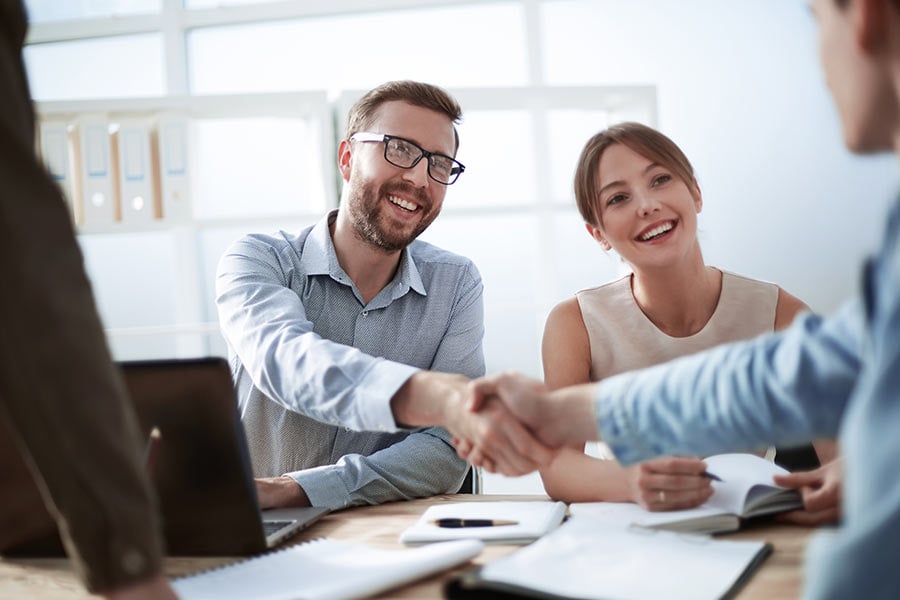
361;310;368;317
120;549;146;575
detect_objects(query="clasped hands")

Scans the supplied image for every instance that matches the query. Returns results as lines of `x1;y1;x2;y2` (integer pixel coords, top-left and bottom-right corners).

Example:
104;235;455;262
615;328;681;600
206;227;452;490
451;371;841;525
452;373;718;509
448;371;594;475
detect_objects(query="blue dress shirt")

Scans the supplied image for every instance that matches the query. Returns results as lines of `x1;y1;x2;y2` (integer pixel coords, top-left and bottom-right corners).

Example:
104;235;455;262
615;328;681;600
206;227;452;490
595;198;900;598
216;210;484;510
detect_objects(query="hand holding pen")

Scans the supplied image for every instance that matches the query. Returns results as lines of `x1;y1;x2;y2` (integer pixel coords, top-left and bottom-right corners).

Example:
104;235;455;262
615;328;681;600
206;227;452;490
628;456;720;512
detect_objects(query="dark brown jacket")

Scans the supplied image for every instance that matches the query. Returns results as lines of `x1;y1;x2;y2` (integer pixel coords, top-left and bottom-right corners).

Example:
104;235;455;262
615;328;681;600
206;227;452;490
0;0;164;591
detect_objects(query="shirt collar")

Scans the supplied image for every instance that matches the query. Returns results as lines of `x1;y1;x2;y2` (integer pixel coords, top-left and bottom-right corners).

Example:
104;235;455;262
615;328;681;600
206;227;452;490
303;209;426;298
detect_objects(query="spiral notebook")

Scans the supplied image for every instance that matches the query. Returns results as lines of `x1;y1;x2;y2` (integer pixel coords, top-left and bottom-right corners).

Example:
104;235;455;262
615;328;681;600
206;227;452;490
172;537;484;600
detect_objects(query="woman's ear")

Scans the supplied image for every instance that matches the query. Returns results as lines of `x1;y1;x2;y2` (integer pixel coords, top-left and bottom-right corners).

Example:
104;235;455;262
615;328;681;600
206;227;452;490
338;139;353;182
692;180;703;214
585;223;611;251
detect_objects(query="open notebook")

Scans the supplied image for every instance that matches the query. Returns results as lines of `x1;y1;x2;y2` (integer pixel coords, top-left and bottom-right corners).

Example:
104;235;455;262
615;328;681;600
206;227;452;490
570;453;804;535
173;538;484;600
445;517;771;600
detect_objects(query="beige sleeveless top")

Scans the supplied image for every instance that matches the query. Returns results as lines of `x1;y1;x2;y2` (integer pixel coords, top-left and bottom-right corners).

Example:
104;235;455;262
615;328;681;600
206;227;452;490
576;270;778;381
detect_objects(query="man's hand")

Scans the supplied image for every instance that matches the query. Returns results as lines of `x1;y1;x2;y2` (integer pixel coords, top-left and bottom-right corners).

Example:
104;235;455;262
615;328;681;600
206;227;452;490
448;394;559;475
627;456;714;511
255;476;311;509
773;458;842;526
468;371;598;448
391;371;556;476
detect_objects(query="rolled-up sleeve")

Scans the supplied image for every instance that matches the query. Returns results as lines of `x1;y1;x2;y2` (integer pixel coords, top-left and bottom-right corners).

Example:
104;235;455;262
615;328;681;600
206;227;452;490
287;426;467;509
596;302;863;465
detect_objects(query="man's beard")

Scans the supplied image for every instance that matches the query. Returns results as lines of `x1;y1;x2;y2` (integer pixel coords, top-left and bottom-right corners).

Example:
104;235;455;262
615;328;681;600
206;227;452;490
347;180;439;252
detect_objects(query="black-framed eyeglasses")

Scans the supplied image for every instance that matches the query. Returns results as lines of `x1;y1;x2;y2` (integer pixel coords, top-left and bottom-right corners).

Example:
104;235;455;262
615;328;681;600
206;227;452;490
349;132;465;185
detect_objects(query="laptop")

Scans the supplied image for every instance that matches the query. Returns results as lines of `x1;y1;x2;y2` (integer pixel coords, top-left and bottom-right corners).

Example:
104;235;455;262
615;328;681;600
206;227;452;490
4;357;327;557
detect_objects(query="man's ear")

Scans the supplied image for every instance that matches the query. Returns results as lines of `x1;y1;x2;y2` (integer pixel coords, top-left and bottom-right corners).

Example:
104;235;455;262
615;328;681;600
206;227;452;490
856;0;890;53
585;223;611;251
338;139;353;182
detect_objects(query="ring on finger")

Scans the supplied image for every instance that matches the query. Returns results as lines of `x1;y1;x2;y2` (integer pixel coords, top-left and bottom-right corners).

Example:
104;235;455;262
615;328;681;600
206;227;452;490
658;490;666;503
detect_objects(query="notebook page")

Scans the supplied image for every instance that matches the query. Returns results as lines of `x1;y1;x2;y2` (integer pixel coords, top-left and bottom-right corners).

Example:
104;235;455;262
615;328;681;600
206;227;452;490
703;454;793;515
477;517;769;600
173;538;483;600
569;501;737;533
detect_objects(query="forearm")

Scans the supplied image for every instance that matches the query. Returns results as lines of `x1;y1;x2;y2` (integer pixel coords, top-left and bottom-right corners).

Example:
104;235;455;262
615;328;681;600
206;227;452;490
390;371;469;429
218;242;423;432
540;449;632;503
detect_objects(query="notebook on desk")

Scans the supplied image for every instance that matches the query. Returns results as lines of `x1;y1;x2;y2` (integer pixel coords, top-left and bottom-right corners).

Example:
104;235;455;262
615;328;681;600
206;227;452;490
4;357;327;556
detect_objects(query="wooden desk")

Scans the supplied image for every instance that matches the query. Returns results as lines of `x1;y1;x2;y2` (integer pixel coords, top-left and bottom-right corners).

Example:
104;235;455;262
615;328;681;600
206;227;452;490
0;494;813;599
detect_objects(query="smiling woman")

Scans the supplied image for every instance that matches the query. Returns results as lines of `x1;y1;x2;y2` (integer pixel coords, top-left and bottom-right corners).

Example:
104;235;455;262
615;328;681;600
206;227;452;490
537;122;837;514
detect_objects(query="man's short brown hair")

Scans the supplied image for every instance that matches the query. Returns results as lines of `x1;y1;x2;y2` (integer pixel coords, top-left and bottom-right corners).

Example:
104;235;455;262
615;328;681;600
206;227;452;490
345;80;462;152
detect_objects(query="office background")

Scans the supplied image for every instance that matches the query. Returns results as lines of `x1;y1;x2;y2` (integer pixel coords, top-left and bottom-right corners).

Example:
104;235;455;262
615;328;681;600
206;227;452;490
24;0;898;493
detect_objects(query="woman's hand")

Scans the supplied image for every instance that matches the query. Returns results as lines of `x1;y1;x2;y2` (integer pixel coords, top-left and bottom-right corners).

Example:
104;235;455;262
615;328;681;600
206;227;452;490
627;456;715;511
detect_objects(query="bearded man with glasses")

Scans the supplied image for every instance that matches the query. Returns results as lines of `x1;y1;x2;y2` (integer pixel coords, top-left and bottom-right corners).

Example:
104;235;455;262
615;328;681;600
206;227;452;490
216;80;552;511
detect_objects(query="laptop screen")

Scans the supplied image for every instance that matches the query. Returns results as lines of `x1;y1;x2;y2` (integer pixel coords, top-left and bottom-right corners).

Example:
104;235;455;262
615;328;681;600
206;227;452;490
123;357;270;555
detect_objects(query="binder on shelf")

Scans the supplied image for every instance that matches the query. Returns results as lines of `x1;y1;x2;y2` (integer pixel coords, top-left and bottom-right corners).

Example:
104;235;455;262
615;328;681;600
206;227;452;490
70;117;120;227
152;116;191;223
111;120;161;226
37;120;79;225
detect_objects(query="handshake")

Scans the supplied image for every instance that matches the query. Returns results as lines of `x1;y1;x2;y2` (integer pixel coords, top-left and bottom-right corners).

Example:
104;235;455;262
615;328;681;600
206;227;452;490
392;371;600;476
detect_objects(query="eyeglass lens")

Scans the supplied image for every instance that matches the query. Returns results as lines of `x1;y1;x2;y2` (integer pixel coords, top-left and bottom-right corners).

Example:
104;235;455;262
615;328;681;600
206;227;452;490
384;138;461;184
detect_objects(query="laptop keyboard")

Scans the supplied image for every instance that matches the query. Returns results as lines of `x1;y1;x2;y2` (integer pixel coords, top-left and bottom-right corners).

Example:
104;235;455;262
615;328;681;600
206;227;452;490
263;520;294;537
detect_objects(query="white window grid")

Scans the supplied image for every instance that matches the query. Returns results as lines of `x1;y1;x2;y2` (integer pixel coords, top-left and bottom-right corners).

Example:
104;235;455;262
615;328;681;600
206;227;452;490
28;0;657;372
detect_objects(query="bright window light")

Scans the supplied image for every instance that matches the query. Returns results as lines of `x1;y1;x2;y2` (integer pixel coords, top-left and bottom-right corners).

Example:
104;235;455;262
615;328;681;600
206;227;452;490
189;3;527;94
24;34;164;100
23;0;159;23
191;118;328;219
449;110;537;209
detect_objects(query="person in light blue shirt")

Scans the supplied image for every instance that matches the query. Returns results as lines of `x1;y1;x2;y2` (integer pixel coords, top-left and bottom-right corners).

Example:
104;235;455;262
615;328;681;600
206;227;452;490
216;81;552;511
461;0;900;596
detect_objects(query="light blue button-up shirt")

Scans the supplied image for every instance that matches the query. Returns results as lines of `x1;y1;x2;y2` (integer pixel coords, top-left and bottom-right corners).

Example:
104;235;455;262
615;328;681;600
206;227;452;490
595;197;900;598
216;210;484;510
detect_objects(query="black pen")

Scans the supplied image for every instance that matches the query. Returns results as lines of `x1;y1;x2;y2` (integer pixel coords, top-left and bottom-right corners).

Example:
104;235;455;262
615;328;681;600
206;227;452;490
701;471;723;482
430;519;518;528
